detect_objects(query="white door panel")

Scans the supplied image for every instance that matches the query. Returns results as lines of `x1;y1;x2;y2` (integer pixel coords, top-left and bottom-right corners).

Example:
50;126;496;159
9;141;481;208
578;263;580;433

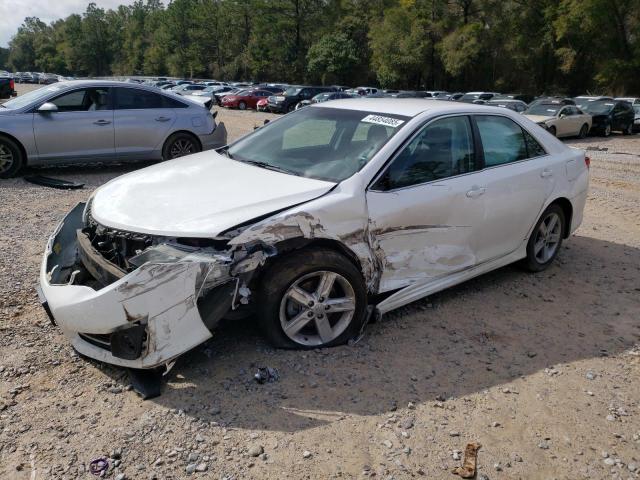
473;157;556;263
367;175;485;292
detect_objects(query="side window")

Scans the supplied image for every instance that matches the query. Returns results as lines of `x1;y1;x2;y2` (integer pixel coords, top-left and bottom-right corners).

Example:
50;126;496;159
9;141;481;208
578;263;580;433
50;88;111;112
162;95;188;108
115;88;164;109
475;115;527;167
377;116;475;190
523;130;547;158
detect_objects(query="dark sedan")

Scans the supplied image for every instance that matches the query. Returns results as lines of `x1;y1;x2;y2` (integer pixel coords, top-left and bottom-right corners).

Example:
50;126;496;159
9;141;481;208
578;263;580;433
576;100;635;136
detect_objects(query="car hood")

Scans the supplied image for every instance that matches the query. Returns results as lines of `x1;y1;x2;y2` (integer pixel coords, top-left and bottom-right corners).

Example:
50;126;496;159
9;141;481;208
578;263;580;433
524;114;554;123
90;152;336;237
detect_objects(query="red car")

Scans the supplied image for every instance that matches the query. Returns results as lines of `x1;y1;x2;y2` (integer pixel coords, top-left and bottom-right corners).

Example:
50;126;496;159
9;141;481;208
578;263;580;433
221;89;273;110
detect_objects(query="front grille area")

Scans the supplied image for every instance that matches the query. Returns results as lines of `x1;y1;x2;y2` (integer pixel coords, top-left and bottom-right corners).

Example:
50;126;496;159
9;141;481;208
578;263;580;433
84;211;154;273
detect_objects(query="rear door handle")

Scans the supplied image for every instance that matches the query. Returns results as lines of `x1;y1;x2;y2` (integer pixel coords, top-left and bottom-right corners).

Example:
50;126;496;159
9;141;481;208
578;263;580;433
93;120;111;126
155;116;171;122
466;186;486;198
540;168;553;178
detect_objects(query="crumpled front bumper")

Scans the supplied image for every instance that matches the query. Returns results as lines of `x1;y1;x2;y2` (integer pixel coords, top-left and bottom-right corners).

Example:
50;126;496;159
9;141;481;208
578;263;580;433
39;204;235;369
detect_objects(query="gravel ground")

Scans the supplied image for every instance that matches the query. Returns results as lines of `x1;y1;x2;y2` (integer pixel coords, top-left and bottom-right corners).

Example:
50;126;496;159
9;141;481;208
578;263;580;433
1;84;639;480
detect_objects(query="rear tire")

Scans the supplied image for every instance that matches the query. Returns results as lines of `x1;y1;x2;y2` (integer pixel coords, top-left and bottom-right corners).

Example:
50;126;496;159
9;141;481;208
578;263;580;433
238;101;246;110
256;248;368;349
578;124;589;138
0;136;24;179
162;132;201;160
522;204;565;272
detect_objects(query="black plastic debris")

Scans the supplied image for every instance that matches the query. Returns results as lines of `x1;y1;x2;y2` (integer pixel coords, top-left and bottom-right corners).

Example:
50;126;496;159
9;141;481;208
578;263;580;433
127;368;163;399
24;175;85;189
254;367;279;384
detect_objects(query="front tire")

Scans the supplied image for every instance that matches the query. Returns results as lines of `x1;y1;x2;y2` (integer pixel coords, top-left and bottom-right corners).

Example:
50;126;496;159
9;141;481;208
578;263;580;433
0;136;24;179
162;132;201;160
522;204;565;272
256;248;368;349
603;124;611;137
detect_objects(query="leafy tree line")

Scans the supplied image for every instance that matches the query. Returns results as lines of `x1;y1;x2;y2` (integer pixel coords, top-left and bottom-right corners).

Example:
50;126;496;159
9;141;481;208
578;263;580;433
3;0;639;95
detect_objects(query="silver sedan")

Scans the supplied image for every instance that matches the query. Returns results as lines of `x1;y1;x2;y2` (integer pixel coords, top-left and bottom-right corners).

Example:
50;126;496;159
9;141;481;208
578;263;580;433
0;80;227;178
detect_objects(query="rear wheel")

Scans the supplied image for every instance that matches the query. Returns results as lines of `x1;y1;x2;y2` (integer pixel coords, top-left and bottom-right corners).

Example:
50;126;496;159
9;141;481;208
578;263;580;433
256;248;368;349
522;204;565;272
238;101;247;110
578;124;589;138
0;136;24;179
162;132;201;160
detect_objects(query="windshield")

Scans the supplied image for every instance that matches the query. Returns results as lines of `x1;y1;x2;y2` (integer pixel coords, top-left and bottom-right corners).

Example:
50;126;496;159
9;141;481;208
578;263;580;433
526;104;561;116
580;101;614;115
284;87;302;96
226;107;409;182
2;85;63;109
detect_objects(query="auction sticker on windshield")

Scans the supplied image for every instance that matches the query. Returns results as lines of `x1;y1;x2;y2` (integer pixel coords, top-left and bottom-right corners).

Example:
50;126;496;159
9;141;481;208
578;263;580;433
362;114;405;128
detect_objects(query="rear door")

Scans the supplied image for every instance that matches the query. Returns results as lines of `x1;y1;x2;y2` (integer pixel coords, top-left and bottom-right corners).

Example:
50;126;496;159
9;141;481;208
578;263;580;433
113;87;177;160
366;115;486;292
470;114;555;263
33;87;115;163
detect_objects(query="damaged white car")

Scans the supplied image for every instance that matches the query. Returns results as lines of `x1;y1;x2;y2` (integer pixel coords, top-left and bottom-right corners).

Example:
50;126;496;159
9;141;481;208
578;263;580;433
39;99;589;370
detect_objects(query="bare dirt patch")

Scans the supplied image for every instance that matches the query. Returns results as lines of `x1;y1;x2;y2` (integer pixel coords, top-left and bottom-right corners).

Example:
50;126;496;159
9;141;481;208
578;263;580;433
1;91;639;479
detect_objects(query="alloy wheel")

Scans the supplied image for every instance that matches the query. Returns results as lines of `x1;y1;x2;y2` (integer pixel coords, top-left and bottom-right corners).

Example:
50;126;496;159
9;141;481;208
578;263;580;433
279;270;356;347
169;138;194;158
0;143;14;174
605;124;611;136
533;212;562;263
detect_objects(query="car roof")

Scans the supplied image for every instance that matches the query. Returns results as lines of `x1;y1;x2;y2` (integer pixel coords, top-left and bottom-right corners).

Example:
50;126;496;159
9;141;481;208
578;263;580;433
313;98;511;117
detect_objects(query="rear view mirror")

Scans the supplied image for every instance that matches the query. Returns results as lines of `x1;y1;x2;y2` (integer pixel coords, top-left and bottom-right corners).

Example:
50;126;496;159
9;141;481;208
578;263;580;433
37;102;58;113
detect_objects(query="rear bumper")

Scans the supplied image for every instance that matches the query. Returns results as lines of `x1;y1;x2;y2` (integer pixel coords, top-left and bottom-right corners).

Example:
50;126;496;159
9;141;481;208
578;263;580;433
38;204;236;369
199;122;227;150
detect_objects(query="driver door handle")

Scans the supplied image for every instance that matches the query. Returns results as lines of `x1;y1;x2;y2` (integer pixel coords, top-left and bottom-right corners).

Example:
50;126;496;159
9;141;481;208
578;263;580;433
466;186;486;198
541;168;553;178
93;120;111;126
155;116;171;122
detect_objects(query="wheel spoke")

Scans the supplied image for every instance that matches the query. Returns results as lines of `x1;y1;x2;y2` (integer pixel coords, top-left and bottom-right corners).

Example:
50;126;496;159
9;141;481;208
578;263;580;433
548;232;561;244
314;316;334;343
534;238;546;256
538;222;547;237
547;215;559;234
324;297;355;313
316;272;336;299
283;310;312;336
287;286;314;307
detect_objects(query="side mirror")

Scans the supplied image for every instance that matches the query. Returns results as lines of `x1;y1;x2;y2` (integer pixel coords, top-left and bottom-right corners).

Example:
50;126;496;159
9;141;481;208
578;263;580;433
38;102;58;113
559;113;566;118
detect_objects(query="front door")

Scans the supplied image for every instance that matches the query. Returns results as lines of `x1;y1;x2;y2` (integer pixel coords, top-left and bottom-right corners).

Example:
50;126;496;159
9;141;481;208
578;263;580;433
366;115;486;293
33;87;115;163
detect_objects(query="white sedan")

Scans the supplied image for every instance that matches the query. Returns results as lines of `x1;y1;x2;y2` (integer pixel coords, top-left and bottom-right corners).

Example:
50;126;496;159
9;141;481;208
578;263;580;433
524;103;592;138
39;99;589;369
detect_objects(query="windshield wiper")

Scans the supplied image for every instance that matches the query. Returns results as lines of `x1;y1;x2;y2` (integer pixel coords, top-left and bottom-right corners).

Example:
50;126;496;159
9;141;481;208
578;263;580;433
240;160;299;176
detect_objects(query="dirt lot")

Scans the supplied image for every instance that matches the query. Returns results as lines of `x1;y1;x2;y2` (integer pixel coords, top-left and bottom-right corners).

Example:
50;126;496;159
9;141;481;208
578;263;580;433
1;84;639;480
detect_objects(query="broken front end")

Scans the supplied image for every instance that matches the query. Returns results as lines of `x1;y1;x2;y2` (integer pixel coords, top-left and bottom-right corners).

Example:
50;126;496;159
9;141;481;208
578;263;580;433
38;203;266;369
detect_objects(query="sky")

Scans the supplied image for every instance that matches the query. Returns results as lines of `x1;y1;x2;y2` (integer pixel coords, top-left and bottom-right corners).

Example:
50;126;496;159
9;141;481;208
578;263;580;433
0;0;136;47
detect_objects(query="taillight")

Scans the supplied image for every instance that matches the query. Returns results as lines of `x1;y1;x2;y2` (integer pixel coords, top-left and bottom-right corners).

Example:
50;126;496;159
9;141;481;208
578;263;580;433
585;156;591;169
